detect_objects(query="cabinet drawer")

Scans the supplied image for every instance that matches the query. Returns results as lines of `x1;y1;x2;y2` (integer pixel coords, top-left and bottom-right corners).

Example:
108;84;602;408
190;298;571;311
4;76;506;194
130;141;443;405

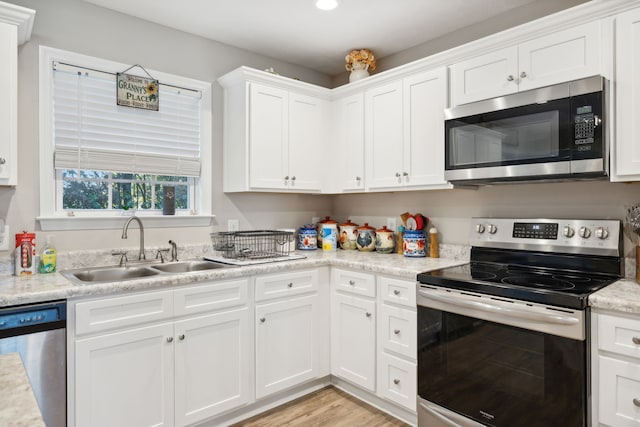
379;276;415;307
332;268;375;297
598;355;640;427
75;291;173;336
379;304;416;360
174;279;249;316
255;269;318;302
378;352;417;411
598;313;640;360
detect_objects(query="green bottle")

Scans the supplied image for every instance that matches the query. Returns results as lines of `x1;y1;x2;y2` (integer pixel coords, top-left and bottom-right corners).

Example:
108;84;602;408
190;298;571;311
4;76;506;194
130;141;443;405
39;236;57;274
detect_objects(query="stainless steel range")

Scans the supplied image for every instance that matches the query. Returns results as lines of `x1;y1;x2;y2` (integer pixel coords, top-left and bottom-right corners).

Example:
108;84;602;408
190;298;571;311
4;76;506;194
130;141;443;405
416;218;623;427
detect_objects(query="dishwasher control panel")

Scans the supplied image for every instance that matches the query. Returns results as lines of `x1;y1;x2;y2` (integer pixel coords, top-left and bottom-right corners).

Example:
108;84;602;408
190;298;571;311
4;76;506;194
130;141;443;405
0;301;66;331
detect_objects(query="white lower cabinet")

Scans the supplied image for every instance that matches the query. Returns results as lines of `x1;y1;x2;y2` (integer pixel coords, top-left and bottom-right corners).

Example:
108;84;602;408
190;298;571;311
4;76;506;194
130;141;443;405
378;352;417;411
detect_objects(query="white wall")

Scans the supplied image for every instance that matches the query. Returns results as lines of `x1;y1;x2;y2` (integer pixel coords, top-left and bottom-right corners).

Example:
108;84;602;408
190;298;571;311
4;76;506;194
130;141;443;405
0;0;334;253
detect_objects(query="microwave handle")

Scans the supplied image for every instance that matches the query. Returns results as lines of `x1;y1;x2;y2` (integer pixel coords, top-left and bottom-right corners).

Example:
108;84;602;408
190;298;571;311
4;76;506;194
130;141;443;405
418;290;579;326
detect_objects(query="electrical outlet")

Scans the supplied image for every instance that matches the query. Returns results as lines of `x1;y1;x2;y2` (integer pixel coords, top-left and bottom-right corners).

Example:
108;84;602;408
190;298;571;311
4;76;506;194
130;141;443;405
312;216;320;225
227;219;239;232
0;225;9;251
387;217;397;231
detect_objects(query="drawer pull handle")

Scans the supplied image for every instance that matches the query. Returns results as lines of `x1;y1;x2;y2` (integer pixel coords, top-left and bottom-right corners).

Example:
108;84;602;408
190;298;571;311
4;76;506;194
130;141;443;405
166;337;174;343
393;379;400;385
394;329;400;335
260;317;266;323
634;398;640;407
0;158;5;165
287;282;293;288
393;290;400;295
633;337;640;345
179;334;185;340
366;312;372;318
349;280;355;286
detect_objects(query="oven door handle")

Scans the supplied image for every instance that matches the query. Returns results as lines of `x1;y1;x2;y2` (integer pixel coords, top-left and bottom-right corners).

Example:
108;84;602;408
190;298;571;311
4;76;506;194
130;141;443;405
418;290;579;325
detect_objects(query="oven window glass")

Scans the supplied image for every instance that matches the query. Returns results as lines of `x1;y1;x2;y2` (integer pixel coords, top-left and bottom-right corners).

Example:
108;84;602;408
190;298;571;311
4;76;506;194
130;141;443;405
417;306;585;427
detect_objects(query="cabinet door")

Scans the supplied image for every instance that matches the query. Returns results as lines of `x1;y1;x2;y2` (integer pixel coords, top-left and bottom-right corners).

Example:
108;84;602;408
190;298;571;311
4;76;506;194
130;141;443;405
518;21;600;92
334;93;365;192
288;92;325;192
255;294;320;399
174;308;251;427
75;323;175;427
450;46;518;106
403;67;450;188
598;355;640;427
365;81;404;190
0;21;17;185
331;293;376;391
249;83;289;190
614;8;640;180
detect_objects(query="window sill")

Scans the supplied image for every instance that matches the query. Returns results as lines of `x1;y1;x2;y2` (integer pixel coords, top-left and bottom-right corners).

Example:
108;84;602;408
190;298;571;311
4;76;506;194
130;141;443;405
37;214;215;231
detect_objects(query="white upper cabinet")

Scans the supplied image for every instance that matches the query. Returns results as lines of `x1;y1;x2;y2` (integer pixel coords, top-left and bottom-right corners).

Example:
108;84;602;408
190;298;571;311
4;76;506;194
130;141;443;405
0;2;35;186
219;67;330;193
450;21;601;106
365;67;451;191
612;7;640;181
333;93;365;192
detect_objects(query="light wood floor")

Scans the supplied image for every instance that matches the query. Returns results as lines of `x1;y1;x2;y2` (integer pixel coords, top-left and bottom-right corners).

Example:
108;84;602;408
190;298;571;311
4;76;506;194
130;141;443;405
232;386;409;427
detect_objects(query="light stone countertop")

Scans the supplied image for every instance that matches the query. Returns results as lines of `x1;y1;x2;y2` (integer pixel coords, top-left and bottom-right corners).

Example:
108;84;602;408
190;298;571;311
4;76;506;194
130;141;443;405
588;279;640;315
0;353;46;427
0;249;468;307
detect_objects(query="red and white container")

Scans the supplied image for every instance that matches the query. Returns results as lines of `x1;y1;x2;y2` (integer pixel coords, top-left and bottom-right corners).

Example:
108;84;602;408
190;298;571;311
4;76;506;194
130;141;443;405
15;232;36;276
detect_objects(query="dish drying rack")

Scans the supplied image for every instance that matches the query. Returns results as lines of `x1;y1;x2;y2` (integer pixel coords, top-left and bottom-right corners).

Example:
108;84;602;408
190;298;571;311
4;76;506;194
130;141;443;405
211;230;293;259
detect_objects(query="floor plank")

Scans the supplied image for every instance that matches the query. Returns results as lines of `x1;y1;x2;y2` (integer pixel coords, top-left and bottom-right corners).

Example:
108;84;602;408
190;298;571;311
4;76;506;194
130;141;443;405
232;386;409;427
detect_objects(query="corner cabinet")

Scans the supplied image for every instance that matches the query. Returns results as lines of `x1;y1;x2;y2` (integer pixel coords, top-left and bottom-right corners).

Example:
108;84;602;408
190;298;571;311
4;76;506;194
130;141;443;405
612;7;640;181
218;67;330;193
332;92;365;192
0;2;35;186
450;20;601;106
364;67;451;192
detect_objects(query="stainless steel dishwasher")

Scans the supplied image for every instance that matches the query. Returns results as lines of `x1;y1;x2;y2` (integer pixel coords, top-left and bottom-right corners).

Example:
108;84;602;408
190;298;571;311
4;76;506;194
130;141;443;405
0;300;66;427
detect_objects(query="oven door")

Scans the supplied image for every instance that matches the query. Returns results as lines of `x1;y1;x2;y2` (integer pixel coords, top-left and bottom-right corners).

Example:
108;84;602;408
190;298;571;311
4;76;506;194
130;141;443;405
417;287;587;427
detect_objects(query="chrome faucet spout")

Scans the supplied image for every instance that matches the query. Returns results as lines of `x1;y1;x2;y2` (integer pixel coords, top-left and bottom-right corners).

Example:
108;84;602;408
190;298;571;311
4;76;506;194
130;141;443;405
122;215;145;260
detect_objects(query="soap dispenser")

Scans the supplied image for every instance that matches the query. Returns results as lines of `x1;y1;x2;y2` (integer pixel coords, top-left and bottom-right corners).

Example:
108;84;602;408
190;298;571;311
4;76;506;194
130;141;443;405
39;235;57;273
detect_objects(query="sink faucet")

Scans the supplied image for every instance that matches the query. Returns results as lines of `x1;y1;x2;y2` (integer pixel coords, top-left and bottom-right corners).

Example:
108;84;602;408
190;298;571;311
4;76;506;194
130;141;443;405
122;216;146;261
168;240;178;262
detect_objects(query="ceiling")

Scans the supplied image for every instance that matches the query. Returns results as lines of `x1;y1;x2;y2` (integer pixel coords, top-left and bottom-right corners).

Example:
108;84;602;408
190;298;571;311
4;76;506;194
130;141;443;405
82;0;564;76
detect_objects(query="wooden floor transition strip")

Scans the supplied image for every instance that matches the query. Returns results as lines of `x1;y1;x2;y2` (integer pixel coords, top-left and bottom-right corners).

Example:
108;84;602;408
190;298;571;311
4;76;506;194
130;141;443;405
232;386;409;427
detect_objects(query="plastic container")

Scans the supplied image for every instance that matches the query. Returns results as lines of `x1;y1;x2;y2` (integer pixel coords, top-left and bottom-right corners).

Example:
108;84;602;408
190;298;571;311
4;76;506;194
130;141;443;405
39;235;57;273
429;228;439;258
403;230;426;257
15;231;36;276
298;225;317;250
316;216;337;248
322;223;337;251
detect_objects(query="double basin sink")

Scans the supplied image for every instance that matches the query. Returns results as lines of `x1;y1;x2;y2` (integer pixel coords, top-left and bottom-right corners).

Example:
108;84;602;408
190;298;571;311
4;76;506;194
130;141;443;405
62;259;233;284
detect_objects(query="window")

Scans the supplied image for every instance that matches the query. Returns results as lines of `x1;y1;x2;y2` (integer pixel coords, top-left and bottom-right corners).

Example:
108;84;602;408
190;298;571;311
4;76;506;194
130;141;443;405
38;47;212;230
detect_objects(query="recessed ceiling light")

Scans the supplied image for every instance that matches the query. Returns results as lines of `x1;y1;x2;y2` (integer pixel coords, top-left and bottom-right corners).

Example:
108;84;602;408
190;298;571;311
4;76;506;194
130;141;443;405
315;0;339;11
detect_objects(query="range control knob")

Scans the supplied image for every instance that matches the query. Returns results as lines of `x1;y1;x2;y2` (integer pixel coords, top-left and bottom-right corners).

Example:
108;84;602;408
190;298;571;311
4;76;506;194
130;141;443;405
476;224;485;234
563;226;575;238
487;224;498;234
595;227;609;240
579;226;591;239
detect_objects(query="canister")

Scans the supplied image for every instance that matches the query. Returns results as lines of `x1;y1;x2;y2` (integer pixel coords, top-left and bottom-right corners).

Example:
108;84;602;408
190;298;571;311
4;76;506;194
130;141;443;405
298;225;317;250
322;223;337;251
403;229;426;257
316;216;337;248
338;219;359;250
375;226;396;254
15;231;37;275
356;223;376;252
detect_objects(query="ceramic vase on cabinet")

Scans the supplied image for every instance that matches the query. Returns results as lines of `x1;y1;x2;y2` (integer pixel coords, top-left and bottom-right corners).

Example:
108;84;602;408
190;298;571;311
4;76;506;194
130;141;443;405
349;61;370;83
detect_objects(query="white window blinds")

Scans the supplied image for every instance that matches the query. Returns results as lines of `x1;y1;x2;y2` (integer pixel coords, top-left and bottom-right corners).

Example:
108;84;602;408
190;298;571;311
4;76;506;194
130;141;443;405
52;62;202;177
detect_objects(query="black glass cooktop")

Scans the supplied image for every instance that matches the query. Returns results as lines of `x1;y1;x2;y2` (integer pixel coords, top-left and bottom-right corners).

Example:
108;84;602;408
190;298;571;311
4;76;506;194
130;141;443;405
417;261;619;309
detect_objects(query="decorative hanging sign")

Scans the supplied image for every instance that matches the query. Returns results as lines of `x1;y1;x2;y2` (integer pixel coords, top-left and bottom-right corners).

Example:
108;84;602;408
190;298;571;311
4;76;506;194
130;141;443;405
116;64;159;111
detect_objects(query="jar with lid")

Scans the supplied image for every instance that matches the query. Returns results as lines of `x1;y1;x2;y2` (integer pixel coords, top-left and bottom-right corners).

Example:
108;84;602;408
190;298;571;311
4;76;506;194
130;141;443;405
375;226;396;254
316;216;337;248
356;223;376;252
298;225;317;250
403;229;426;257
338;219;359;250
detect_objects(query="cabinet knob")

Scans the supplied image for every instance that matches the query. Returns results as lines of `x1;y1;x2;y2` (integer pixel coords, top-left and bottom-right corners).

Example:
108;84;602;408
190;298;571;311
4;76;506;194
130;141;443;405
633;336;640;345
260;317;266;323
365;312;372;318
402;172;408;177
349;280;355;286
393;379;400;385
287;282;293;288
520;71;527;79
395;172;401;178
166;337;174;343
394;329;401;335
284;176;289;181
0;158;5;165
179;334;185;340
356;176;361;181
507;75;514;82
393;290;400;295
291;176;296;181
634;398;640;407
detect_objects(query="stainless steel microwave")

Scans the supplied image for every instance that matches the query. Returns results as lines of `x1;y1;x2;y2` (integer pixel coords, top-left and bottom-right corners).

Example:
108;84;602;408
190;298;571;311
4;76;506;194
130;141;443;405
444;76;607;185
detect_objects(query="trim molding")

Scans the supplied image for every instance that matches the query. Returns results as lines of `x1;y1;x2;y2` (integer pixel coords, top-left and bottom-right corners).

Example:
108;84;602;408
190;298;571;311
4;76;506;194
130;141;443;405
0;2;35;45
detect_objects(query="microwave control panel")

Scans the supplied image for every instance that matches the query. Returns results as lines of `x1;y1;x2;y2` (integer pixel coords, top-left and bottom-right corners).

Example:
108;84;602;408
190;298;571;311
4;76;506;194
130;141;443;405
574;105;596;146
